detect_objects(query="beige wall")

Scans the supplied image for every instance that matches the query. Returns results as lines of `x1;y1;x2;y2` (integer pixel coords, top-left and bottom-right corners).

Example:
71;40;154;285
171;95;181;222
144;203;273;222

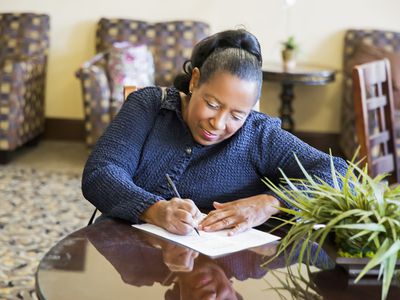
1;0;400;133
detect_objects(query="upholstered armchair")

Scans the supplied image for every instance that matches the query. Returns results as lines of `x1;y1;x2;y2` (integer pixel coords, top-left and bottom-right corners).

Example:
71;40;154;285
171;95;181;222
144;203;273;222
339;29;400;159
0;13;50;163
76;18;210;147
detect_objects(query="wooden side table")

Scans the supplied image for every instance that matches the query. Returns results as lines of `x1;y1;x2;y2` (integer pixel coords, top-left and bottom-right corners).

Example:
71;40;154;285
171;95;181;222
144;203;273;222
262;63;336;132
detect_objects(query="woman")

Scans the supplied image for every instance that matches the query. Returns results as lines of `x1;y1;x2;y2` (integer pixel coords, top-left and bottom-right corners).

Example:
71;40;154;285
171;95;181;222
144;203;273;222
82;29;348;236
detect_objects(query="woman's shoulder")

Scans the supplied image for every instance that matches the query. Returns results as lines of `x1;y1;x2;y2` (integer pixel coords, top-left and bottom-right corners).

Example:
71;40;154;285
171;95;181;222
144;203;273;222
125;86;180;105
230;111;283;148
125;86;162;104
245;110;282;132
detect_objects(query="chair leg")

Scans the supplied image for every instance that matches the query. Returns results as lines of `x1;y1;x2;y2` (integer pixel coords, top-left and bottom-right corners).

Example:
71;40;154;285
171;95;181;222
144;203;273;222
0;151;11;164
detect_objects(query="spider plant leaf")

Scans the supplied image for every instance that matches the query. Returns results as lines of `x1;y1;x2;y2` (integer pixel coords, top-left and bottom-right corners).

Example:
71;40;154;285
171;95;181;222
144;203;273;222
373;183;386;216
293;154;316;185
350;229;379;241
334;223;386;232
387;217;400;229
357;212;374;223
342;166;355;203
380;217;398;241
378;260;385;281
295;231;312;272
368;232;382;249
261;178;305;209
352;162;384;188
355;239;400;282
381;253;397;300
269;216;297;225
267;216;297;234
304;190;344;208
278;168;300;191
329;150;340;191
274;206;303;217
325;209;367;228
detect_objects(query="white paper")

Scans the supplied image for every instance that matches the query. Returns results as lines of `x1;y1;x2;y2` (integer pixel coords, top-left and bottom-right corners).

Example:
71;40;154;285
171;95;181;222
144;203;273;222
132;223;281;257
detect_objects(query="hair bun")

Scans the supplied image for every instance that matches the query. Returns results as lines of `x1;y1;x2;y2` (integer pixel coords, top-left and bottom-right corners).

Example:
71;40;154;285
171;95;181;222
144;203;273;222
173;73;191;94
214;29;262;65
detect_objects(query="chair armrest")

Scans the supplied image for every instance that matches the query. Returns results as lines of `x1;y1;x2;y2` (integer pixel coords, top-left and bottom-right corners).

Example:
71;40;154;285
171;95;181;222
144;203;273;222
75;54;111;147
75;53;106;78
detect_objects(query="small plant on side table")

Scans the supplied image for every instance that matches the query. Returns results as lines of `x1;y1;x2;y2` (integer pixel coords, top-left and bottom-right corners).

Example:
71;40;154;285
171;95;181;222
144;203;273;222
281;36;299;70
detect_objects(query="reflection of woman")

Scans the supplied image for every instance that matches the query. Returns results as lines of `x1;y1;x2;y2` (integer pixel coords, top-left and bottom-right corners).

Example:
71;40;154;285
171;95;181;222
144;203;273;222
86;220;170;286
86;219;270;299
87;220;336;299
166;255;241;300
82;29;348;236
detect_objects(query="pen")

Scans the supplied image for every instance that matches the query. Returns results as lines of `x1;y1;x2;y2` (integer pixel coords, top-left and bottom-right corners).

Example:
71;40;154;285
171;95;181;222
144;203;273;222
165;174;200;236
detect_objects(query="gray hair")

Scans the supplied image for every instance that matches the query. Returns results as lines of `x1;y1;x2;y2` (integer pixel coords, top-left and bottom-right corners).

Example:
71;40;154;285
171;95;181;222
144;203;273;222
199;47;262;100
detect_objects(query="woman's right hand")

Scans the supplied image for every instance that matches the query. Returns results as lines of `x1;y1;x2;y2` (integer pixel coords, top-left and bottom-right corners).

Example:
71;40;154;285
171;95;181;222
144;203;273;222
162;243;199;273
140;198;202;235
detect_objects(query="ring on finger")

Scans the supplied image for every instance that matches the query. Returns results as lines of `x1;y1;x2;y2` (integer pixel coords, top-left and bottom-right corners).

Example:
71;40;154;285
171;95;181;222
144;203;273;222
223;218;230;226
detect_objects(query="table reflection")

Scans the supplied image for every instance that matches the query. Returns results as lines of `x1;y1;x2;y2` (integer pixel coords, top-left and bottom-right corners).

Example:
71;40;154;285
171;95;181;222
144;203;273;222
86;220;273;300
84;219;333;300
36;219;399;300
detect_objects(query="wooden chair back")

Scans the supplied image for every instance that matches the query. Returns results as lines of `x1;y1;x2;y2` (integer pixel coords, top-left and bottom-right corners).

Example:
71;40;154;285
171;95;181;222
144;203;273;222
353;59;399;183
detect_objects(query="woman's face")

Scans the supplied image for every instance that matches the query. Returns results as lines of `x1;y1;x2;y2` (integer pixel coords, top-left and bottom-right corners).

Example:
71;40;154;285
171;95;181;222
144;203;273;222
183;69;259;146
178;258;238;300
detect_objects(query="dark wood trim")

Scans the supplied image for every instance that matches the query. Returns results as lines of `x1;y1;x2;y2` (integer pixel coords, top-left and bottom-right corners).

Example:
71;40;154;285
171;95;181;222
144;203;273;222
43;118;85;141
42;118;344;157
0;150;12;164
294;131;344;158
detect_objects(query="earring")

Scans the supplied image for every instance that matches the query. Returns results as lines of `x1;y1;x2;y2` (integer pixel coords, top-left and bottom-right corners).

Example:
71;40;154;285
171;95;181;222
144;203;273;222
188;90;192;97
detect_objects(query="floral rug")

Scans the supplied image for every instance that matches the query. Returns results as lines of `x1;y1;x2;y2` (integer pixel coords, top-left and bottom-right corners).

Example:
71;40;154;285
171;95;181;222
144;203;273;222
0;166;93;300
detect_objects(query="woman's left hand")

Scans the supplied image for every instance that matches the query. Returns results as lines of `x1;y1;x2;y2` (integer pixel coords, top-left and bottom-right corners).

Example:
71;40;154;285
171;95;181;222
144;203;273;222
198;195;281;236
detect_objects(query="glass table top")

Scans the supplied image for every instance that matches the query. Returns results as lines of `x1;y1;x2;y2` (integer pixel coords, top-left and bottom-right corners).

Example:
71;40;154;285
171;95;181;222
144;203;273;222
36;219;400;300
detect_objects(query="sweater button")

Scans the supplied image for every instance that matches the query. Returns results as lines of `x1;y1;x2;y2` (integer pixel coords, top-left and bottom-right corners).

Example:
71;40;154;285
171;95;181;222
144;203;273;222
185;147;192;155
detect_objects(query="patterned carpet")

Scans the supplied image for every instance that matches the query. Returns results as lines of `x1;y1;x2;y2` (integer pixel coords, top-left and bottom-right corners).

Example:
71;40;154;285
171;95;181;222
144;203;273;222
0;166;93;300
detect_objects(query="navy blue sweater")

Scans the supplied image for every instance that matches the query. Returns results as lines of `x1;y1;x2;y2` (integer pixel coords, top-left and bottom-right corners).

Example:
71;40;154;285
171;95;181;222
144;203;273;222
82;87;348;223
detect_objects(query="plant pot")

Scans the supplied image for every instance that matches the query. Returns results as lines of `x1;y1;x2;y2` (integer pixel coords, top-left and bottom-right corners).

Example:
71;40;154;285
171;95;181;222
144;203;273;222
333;237;400;278
281;49;296;70
336;256;400;278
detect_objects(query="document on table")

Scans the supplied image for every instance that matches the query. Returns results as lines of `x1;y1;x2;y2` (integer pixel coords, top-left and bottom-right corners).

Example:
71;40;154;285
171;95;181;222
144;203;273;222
132;223;281;257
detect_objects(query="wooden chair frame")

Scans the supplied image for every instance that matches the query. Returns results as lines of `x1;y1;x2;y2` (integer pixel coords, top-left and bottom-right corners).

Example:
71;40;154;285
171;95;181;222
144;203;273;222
353;59;399;183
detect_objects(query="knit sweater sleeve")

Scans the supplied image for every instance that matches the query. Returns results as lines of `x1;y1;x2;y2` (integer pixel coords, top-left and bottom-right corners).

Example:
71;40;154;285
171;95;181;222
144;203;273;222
253;117;348;208
81;87;164;223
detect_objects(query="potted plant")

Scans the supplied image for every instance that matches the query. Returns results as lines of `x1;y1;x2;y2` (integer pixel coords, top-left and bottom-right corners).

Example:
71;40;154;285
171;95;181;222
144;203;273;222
281;36;299;70
263;154;400;300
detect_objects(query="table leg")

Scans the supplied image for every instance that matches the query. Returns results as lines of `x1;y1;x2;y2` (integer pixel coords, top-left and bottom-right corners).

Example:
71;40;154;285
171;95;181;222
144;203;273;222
279;83;295;132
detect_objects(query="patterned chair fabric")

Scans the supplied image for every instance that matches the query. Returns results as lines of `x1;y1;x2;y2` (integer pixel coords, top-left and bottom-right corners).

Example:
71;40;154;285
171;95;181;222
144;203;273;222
76;18;210;147
0;13;50;152
339;29;400;159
